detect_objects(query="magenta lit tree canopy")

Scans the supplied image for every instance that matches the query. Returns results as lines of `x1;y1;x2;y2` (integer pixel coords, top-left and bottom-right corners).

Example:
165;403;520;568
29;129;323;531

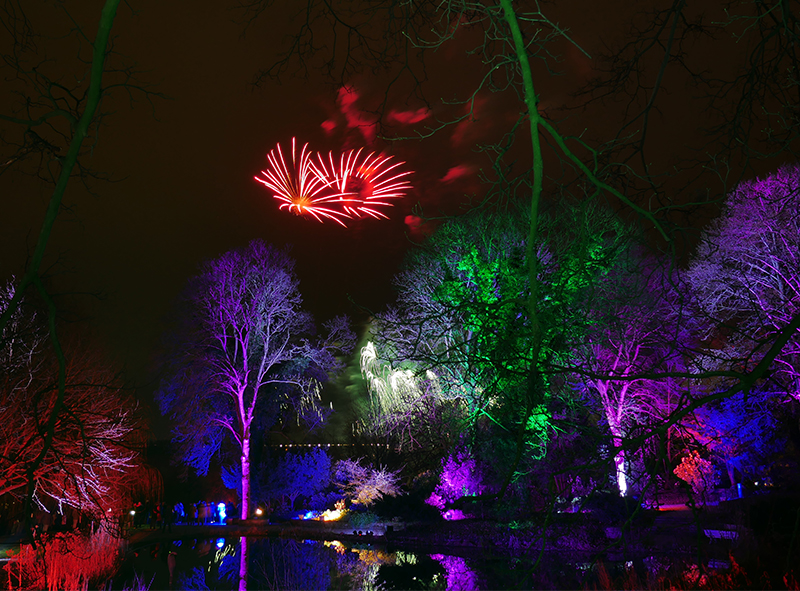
254;138;413;226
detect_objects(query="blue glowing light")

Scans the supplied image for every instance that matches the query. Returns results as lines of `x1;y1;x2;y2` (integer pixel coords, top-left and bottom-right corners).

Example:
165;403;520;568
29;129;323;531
216;538;225;549
217;502;226;523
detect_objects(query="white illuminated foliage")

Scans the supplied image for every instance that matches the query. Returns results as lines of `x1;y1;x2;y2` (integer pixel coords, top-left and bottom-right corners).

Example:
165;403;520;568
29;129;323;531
358;340;465;451
360;341;437;417
334;457;401;506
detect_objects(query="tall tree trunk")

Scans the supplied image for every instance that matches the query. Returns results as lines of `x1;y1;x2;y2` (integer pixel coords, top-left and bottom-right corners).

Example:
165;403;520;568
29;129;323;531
498;0;546;501
612;434;628;496
238;536;248;591
240;437;251;520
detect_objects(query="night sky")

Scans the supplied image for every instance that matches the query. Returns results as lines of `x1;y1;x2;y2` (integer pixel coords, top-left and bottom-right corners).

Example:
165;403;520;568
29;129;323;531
0;1;785;436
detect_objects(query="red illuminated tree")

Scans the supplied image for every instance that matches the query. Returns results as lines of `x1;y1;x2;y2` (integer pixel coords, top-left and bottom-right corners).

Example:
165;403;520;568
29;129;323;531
1;0;163;533
1;281;148;521
157;240;354;520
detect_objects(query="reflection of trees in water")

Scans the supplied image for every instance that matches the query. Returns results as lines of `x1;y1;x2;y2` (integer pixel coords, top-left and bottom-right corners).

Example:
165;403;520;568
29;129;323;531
334;544;399;590
375;553;448;590
216;538;333;590
167;536;481;591
176;567;209;591
431;554;480;591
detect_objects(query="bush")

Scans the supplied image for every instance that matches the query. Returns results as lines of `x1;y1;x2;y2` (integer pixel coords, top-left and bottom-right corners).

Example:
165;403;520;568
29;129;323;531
674;451;719;501
334;458;402;506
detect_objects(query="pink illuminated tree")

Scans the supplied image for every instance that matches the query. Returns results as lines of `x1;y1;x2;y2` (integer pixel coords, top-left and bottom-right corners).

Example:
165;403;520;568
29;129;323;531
157;240;354;521
572;254;688;496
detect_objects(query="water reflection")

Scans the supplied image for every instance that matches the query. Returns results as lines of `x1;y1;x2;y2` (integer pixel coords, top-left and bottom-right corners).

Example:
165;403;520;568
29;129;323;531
117;537;734;590
431;554;479;591
122;537;477;590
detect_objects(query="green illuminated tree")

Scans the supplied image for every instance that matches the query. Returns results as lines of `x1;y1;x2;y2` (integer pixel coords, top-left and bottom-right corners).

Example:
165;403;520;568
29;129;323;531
362;209;546;474
363;204;653;494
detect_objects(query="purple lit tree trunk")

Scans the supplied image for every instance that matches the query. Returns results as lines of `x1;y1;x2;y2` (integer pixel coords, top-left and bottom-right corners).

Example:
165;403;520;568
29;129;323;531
593;379;634;496
157;240;354;521
241;438;251;520
587;350;648;496
238;536;248;591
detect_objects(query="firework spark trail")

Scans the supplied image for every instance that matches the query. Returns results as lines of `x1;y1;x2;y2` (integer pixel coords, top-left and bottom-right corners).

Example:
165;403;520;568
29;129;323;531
314;149;413;219
256;138;413;225
254;138;352;226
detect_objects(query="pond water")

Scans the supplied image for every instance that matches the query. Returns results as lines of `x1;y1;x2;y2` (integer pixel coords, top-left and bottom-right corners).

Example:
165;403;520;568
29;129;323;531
110;536;712;590
111;535;592;590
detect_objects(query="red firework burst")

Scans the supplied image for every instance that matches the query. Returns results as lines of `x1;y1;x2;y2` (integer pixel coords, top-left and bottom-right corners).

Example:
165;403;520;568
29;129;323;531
314;149;413;219
254;138;351;226
255;139;413;225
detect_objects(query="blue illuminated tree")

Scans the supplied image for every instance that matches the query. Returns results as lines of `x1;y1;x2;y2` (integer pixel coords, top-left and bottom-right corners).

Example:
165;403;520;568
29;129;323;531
157;240;354;520
685;387;783;487
269;448;332;510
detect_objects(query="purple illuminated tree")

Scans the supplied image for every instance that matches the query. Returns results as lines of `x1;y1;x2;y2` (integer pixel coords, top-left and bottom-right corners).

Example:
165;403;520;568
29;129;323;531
426;451;485;519
687;165;800;402
157;240;354;520
572;256;687;496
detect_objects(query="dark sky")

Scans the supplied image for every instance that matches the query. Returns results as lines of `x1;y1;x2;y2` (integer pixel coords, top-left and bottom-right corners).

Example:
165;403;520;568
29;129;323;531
0;1;784;435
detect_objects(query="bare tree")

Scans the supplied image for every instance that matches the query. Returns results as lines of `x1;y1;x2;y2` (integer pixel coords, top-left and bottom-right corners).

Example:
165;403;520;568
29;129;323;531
571;253;689;496
157;240;355;522
687;164;800;401
578;0;800;199
1;0;161;530
1;281;147;521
